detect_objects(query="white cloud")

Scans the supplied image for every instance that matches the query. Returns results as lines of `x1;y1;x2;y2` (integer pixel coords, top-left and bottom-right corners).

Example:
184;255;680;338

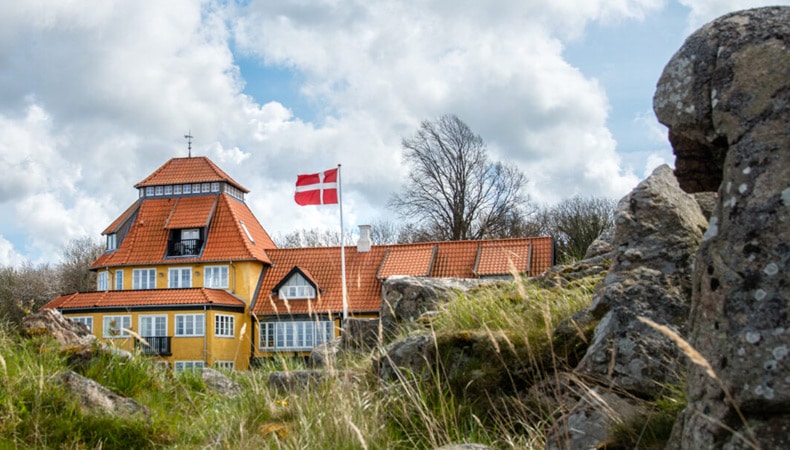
679;0;790;32
0;234;26;267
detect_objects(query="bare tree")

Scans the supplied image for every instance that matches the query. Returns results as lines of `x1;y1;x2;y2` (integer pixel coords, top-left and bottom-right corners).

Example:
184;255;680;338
58;236;104;293
0;263;60;325
547;196;616;263
389;115;528;241
274;228;354;248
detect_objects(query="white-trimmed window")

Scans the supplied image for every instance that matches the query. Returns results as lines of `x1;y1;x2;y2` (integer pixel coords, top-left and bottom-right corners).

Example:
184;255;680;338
155;186;163;196
115;270;124;290
210;182;220;192
201;183;210;193
103;315;131;338
204;266;228;288
146;187;154;196
174;361;204;372
169;267;192;288
70;316;93;333
192;183;200;193
174;184;182;195
278;273;316;299
175;314;204;336
183;184;191;194
259;320;333;350
139;315;167;337
97;271;108;291
106;233;117;250
132;268;156;290
214;361;234;370
164;185;172;195
215;314;234;338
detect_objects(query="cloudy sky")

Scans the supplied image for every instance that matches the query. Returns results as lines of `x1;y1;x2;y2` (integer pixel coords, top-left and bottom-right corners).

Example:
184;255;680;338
0;0;786;266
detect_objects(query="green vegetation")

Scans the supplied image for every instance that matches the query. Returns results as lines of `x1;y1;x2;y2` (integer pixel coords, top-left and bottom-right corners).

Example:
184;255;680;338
0;273;686;449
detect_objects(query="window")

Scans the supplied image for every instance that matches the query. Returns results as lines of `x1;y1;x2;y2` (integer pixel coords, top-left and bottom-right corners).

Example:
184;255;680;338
146;187;154;196
103;315;131;338
97;271;108;291
183;184;191;194
215;314;234;337
259;320;333;350
139;315;167;337
174;361;204;372
133;268;156;289
174;184;182;195
169;267;192;288
155;186;163;196
214;361;234;370
210;182;220;192
204;266;228;288
201;183;210;193
115;270;123;290
106;233;117;250
181;229;199;240
70;316;93;333
278;273;315;299
192;183;200;193
175;314;204;336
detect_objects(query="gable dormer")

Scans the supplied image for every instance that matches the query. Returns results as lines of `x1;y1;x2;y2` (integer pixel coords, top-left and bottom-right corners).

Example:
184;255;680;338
272;267;319;300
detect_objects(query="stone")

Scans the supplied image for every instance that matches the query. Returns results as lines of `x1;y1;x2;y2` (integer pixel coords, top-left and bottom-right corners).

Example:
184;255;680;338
57;370;149;418
654;6;790;448
380;276;497;337
341;317;380;351
201;368;242;397
434;444;493;450
583;226;615;259
575;165;706;397
375;333;436;383
309;338;340;368
20;309;95;350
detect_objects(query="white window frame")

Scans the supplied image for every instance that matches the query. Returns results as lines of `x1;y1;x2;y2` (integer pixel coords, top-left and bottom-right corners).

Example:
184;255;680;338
139;315;167;337
106;233;117;250
175;313;205;337
164;185;172;195
174;361;205;373
97;271;108;291
215;314;234;338
201;183;210;193
132;268;156;290
204;265;229;289
259;320;333;351
103;315;131;338
115;270;124;290
183;184;191;194
155;186;163;196
174;184;182;195
70;316;93;333
214;361;234;370
145;186;154;196
169;267;192;288
278;273;316;299
210;182;220;192
192;183;200;193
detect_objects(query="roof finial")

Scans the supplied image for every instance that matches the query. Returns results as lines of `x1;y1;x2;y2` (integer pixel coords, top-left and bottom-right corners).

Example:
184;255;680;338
184;130;193;157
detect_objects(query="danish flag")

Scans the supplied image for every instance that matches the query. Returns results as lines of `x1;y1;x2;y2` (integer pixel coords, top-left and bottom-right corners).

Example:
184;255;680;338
294;168;339;205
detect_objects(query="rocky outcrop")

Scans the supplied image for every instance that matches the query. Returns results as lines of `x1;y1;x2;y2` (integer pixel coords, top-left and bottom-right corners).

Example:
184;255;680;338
574;165;706;396
58;370;150;418
380;276;498;337
654;6;790;449
202;368;242;397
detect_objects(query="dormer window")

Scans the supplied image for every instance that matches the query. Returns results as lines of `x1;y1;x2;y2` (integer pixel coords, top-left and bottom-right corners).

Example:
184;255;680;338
278;273;316;299
167;228;204;257
106;233;117;250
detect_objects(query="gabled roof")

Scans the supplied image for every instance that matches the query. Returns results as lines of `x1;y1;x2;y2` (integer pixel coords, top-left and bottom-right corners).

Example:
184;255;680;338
253;246;389;316
42;288;246;310
135;156;249;193
91;194;276;268
252;237;554;317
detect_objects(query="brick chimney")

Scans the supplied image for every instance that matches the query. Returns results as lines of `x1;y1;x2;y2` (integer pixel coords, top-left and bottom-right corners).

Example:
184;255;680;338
357;225;371;252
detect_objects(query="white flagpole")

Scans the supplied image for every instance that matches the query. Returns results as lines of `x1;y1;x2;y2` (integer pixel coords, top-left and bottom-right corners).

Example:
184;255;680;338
337;164;348;322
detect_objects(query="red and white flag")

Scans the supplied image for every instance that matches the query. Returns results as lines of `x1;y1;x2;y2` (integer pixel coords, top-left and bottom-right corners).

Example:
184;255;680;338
294;168;339;205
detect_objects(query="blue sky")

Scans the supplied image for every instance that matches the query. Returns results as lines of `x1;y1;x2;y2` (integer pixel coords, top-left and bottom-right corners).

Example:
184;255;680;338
0;0;786;266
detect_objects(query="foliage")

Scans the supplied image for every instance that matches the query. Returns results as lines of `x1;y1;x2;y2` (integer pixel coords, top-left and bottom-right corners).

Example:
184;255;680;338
58;236;104;294
389;114;528;241
545;196;616;263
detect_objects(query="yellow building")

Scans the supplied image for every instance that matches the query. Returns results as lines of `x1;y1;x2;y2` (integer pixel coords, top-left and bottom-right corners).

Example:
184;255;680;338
43;156;555;370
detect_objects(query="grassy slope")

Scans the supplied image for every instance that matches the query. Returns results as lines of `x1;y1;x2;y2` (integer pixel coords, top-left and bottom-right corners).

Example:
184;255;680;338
2;273;670;449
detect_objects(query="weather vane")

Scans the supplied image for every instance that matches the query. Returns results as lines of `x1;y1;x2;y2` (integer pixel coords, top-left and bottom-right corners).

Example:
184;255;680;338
184;131;193;157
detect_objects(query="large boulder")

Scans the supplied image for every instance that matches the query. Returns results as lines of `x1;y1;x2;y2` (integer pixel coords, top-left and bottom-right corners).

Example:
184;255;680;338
575;165;706;396
58;370;149;418
20;309;95;349
654;6;790;448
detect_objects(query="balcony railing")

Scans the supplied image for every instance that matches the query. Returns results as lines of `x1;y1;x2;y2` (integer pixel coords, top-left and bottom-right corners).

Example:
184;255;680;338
167;239;203;257
135;336;172;356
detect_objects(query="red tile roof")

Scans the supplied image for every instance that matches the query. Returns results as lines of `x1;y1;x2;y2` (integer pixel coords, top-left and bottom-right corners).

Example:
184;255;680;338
42;288;246;310
253;237;554;317
252;246;389;316
91;193;276;268
135;157;249;193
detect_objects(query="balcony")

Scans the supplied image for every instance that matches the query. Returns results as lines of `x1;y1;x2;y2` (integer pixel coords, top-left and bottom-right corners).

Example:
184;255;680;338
167;238;203;257
135;336;172;356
